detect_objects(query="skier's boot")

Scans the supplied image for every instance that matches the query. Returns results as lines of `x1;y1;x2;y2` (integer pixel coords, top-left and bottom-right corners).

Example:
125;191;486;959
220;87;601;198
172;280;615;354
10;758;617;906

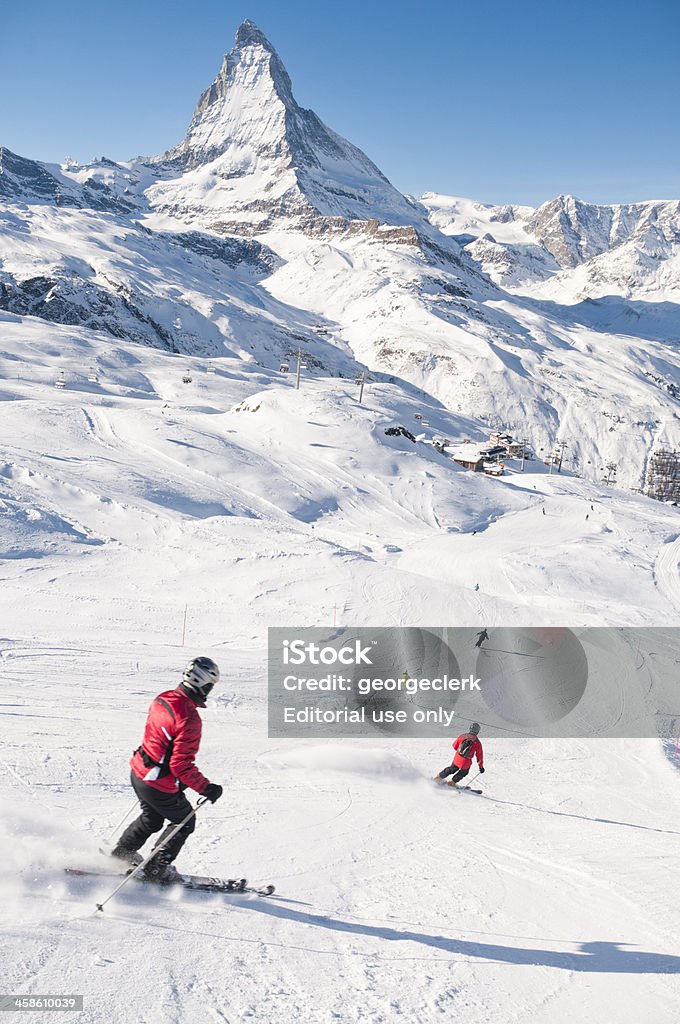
143;852;182;886
155;863;181;886
433;775;447;784
110;844;143;867
447;779;459;788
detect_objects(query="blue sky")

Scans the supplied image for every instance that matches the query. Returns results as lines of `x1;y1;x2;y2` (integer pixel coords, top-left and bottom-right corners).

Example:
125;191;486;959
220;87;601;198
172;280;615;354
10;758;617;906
2;0;678;206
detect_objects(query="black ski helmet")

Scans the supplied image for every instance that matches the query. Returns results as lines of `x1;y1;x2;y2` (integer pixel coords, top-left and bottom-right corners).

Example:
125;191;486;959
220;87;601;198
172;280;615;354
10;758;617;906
469;722;481;735
179;656;220;704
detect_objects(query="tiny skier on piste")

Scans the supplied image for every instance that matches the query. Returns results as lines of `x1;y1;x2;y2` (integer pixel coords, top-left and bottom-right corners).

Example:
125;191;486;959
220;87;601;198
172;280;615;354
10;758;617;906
110;656;224;884
475;628;489;648
433;722;485;788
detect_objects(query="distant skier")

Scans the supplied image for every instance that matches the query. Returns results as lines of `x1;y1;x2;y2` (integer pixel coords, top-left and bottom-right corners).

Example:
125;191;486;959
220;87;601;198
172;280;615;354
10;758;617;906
110;657;223;884
474;583;480;591
433;723;485;787
475;628;489;648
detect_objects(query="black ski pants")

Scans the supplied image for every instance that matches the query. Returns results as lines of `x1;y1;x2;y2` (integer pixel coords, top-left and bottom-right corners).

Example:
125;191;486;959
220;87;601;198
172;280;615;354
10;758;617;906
438;765;470;783
118;771;196;863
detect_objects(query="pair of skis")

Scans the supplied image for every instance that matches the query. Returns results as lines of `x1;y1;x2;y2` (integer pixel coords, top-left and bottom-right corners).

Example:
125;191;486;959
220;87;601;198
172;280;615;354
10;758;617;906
65;866;275;897
434;778;483;795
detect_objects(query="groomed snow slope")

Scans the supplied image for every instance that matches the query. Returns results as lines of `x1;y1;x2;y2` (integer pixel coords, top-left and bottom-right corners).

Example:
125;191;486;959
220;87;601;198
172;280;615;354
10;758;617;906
1;317;679;1023
3;646;680;1024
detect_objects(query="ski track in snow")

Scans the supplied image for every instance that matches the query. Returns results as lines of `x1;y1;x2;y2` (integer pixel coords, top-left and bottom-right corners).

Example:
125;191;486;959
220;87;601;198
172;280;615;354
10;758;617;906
654;533;680;614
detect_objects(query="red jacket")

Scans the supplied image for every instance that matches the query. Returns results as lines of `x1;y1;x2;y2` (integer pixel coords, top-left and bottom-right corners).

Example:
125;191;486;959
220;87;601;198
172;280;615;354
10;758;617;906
130;689;211;795
452;733;484;770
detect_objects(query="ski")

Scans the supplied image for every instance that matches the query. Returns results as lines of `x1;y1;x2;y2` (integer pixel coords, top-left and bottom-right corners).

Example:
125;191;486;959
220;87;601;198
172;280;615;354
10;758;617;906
433;779;484;795
65;867;275;896
181;875;276;896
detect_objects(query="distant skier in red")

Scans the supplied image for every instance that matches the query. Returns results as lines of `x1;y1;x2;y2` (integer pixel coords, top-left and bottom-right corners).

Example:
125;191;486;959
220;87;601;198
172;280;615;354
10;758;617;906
433;723;484;787
111;657;223;883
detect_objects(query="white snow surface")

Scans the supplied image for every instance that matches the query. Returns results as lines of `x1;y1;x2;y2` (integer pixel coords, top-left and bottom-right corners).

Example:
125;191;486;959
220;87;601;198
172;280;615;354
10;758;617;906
1;316;680;1023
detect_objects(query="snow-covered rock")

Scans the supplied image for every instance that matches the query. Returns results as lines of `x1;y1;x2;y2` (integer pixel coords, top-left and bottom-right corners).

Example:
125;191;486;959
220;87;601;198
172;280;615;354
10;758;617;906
144;20;422;235
421;190;680;300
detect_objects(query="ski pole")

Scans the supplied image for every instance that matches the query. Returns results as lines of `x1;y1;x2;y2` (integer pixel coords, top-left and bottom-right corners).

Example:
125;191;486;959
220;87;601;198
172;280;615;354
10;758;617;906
465;771;482;787
104;798;140;846
95;797;208;913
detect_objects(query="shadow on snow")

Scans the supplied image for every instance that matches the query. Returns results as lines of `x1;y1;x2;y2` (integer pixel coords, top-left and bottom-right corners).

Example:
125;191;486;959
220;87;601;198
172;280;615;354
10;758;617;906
244;901;680;973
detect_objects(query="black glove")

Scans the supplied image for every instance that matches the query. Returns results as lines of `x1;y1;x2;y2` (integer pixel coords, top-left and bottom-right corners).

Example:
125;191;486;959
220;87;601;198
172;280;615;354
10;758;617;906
203;783;223;803
479;767;485;774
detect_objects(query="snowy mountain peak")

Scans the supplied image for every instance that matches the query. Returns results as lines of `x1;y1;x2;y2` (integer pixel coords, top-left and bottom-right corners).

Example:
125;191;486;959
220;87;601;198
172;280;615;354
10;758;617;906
191;21;295;122
167;21;292;170
422;189;680;299
147;22;420;233
526;193;680;272
234;18;275;50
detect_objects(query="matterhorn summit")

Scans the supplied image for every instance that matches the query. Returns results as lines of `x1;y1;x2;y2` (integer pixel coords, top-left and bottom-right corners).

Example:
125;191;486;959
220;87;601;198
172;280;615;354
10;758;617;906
146;20;420;234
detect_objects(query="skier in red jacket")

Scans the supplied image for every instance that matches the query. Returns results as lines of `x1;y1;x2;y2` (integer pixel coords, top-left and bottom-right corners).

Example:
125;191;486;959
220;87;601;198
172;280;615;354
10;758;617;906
111;657;223;883
433;722;484;787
